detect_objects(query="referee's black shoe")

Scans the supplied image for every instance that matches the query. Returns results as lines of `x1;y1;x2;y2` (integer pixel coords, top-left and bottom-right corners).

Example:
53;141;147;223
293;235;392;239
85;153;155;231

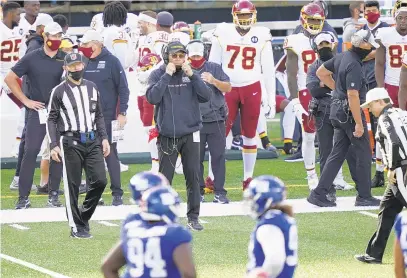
71;229;92;239
187;219;204;231
47;191;62;208
354;254;382;264
15;196;31;209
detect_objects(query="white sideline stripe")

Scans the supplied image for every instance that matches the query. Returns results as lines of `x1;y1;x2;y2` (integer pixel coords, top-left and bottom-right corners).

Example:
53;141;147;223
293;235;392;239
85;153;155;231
98;221;119;227
0;253;71;278
9;224;30;230
0;196;383;224
358;211;378;218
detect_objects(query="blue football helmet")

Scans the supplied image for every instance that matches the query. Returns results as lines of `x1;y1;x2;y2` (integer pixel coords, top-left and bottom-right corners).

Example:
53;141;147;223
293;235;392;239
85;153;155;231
243;175;286;219
139;186;181;224
128;172;170;203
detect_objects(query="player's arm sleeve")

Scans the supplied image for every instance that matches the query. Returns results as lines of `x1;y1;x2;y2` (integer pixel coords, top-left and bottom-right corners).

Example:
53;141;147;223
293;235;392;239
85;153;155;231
256;224;286;277
261;40;276;107
47;86;62;149
208;35;222;65
112;59;130;113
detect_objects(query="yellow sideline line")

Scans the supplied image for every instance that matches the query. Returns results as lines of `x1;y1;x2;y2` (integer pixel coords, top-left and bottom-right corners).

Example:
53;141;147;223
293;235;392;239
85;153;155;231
0;183;358;199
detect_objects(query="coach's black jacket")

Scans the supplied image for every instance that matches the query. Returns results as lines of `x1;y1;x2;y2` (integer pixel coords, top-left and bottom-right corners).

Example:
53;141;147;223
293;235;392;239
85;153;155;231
146;64;211;138
47;78;108;149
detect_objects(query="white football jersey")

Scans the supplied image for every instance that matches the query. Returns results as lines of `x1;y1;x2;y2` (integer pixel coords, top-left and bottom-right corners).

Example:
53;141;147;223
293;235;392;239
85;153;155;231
17;13;53;58
283;33;317;91
168;32;190;46
136;31;169;62
91;12;139;43
209;23;272;87
376;27;407;86
0;22;22;88
102;25;136;69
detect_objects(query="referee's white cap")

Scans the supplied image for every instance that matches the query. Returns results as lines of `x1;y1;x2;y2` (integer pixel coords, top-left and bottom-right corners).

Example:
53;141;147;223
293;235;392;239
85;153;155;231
361;88;393;108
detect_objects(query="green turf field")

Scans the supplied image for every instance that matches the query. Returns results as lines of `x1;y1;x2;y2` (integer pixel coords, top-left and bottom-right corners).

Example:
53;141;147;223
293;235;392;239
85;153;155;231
0;121;395;278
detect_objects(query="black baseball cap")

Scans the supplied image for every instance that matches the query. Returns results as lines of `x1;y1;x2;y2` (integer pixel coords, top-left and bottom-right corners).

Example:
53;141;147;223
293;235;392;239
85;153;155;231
64;52;85;66
167;41;187;55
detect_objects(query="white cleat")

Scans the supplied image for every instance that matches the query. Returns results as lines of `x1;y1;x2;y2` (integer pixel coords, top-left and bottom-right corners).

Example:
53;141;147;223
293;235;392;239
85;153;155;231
307;173;319;190
120;162;129;172
9;177;36;191
333;178;354;191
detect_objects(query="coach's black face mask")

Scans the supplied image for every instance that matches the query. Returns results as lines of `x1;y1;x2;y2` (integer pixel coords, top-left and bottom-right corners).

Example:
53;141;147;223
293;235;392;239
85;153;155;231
352;46;373;60
317;47;334;62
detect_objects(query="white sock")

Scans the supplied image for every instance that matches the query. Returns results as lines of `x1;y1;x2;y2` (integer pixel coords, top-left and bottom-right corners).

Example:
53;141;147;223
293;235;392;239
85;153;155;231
146;126;159;171
208;153;214;180
256;106;267;134
16;108;25;139
302;132;316;171
283;101;296;140
242;136;257;180
14;176;19;182
375;144;385;172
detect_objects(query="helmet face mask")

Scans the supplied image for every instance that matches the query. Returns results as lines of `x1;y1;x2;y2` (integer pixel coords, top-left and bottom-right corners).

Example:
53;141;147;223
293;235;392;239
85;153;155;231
301;3;325;36
232;0;257;30
393;0;407;17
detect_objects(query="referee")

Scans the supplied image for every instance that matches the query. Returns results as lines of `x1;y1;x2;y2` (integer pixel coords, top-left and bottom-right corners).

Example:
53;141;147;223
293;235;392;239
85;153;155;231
47;53;110;239
355;88;407;264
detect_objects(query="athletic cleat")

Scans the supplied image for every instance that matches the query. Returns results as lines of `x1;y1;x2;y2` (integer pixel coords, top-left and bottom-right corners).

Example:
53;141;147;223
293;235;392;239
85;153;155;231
200;195;205;203
71;230;93;239
284;151;303;162
15;196;31;209
47;191;62;207
354;254;382;264
204;177;214;193
213;194;229;204
120;162;129;172
243;177;253;191
264;144;279;157
112;196;123;206
187;220;204;231
98;198;105;206
371;171;385;188
283;141;294;155
231;136;243;150
307;173;319;190
9;177;36;191
333;179;354;191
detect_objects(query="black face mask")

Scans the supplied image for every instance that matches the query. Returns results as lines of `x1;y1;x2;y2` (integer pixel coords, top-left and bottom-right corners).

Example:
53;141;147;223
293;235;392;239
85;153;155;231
67;69;84;82
317;47;334;62
352;46;373;60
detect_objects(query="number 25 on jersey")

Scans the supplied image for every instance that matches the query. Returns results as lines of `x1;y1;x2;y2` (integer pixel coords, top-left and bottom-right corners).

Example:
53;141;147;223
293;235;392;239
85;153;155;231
226;45;256;70
1;39;21;62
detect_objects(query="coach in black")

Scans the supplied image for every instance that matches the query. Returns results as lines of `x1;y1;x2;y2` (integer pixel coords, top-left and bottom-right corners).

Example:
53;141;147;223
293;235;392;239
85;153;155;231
48;53;110;239
5;22;64;209
187;40;231;204
146;41;211;231
307;29;380;207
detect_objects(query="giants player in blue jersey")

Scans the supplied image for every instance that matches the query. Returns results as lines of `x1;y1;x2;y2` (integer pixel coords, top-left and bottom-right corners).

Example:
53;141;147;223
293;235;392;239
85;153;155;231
394;211;407;278
244;175;298;278
102;174;196;278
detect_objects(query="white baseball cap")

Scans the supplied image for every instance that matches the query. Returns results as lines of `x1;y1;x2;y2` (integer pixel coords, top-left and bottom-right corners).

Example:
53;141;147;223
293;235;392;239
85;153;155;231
44;22;63;35
360;88;393;108
314;32;335;46
351;29;379;48
79;30;103;44
186;41;204;57
35;15;53;27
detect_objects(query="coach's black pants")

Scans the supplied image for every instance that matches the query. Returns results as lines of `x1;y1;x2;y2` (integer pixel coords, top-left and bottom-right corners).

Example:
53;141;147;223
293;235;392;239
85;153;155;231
199;121;227;196
158;133;201;221
366;167;407;260
18;109;59;197
314;107;372;199
61;136;107;232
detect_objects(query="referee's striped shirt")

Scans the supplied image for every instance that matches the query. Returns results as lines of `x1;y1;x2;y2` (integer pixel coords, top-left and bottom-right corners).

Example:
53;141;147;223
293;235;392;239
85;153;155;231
47;79;108;149
376;106;407;170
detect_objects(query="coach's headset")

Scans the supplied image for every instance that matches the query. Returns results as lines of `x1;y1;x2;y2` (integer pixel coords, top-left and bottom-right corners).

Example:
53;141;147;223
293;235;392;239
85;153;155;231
350;29;374;48
310;31;336;53
161;41;188;65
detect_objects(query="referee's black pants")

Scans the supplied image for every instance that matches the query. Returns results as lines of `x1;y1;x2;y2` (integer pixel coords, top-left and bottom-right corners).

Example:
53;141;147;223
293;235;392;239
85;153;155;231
365;166;407;260
157;133;201;221
61;136;107;232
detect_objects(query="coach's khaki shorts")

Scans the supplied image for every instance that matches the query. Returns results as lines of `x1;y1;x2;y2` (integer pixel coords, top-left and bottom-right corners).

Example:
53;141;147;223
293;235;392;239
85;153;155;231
41;136;50;160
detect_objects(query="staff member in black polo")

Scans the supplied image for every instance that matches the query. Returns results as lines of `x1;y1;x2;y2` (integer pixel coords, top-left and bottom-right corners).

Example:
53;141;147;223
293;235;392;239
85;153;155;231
5;22;64;209
78;30;130;206
186;39;231;204
48;53;109;239
146;41;211;231
307;29;380;207
355;88;407;264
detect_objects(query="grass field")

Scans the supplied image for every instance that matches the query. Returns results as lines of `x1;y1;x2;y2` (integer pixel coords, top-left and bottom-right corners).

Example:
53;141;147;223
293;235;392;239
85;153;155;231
0;121;395;278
